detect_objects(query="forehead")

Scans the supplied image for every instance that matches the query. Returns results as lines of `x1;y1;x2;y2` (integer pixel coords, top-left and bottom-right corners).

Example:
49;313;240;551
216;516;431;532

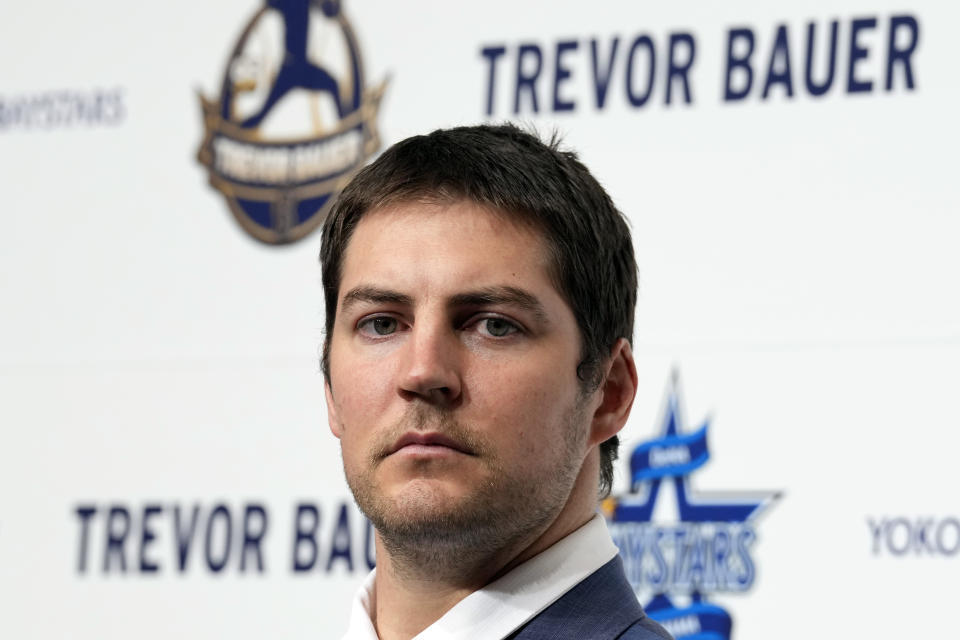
338;200;558;298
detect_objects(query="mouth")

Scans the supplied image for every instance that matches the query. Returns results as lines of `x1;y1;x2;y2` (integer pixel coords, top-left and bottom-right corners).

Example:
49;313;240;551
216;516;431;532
388;432;476;457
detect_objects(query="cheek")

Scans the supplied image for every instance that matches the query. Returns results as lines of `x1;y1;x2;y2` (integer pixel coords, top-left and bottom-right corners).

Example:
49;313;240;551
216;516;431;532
472;352;577;407
468;360;578;453
331;350;397;422
339;433;365;477
329;367;394;472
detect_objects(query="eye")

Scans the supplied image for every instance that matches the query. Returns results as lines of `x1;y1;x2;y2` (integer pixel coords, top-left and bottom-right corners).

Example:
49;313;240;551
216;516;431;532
478;317;520;338
358;315;400;337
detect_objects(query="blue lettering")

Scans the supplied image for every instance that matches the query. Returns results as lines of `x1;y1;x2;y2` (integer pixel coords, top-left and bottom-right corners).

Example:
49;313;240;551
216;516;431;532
614;523;765;593
326;503;354;572
514;43;543;114
805;20;839;97
74;501;276;575
240;503;267;573
104;505;130;573
174;504;200;571
734;528;756;588
139;504;162;573
724;28;755;101
914;517;934;552
666;33;695;104
867;517;884;554
625;36;656;107
711;528;730;589
886;517;911;555
762;25;794;98
936;518;960;555
647;528;668;588
589;37;620;109
847;17;877;93
671;528;687;585
75;505;96;574
552;40;578;112
480;45;506;115
204;504;232;573
292;503;320;572
886;15;919;91
686;532;706;587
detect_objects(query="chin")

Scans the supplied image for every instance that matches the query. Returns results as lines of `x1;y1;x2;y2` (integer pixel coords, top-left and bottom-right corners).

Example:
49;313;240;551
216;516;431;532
389;478;468;513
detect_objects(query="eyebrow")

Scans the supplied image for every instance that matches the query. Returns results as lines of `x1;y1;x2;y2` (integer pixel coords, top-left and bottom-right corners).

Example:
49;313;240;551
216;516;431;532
339;285;549;324
340;286;414;313
448;286;549;324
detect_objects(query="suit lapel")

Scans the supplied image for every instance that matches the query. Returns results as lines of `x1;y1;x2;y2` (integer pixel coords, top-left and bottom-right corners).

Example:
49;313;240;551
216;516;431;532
506;555;645;639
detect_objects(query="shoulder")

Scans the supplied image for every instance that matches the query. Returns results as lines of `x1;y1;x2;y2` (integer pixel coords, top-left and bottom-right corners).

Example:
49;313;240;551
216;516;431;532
616;617;674;640
508;555;674;640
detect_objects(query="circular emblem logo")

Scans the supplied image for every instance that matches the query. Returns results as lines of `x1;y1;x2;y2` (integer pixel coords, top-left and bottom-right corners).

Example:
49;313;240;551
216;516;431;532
197;0;386;245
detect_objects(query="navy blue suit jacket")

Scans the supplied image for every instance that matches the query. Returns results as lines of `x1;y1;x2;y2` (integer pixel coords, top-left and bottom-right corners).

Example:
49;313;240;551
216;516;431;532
506;556;672;639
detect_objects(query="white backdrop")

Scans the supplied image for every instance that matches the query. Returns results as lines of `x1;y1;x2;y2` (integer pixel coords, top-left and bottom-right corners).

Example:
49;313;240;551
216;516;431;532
1;1;957;638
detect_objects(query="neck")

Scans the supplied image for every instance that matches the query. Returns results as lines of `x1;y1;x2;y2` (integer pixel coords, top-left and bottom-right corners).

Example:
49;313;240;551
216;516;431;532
370;457;600;640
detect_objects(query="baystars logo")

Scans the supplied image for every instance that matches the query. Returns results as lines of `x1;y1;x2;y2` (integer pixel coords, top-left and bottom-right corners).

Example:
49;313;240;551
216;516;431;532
197;0;386;245
604;373;779;640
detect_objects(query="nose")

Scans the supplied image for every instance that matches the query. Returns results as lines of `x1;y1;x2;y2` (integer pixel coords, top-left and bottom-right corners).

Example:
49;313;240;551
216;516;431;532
397;322;463;407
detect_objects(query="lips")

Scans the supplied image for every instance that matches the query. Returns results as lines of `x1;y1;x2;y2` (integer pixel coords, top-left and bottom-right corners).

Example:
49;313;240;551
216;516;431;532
389;432;475;456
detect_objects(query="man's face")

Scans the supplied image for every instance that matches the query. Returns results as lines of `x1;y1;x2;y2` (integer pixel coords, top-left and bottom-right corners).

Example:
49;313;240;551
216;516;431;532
326;200;592;557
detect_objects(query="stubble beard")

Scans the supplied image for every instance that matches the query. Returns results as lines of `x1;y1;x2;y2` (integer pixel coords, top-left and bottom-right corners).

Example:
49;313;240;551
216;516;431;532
343;402;588;582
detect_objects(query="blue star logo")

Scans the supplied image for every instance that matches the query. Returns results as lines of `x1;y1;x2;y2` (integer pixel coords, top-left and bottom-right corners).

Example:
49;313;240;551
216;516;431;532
612;374;778;524
606;373;780;640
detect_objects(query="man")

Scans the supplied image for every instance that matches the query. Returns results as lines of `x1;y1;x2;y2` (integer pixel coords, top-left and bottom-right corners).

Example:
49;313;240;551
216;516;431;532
321;124;671;640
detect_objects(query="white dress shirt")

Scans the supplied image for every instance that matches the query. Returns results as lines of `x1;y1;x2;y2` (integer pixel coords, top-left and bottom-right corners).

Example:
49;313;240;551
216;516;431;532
341;514;619;640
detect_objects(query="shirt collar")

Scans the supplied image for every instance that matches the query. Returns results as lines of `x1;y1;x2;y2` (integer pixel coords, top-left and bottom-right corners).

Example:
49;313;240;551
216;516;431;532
345;569;379;640
341;514;618;640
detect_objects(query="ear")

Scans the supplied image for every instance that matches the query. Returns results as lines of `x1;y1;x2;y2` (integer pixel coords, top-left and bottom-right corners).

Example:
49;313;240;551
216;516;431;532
588;338;638;447
324;379;344;439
